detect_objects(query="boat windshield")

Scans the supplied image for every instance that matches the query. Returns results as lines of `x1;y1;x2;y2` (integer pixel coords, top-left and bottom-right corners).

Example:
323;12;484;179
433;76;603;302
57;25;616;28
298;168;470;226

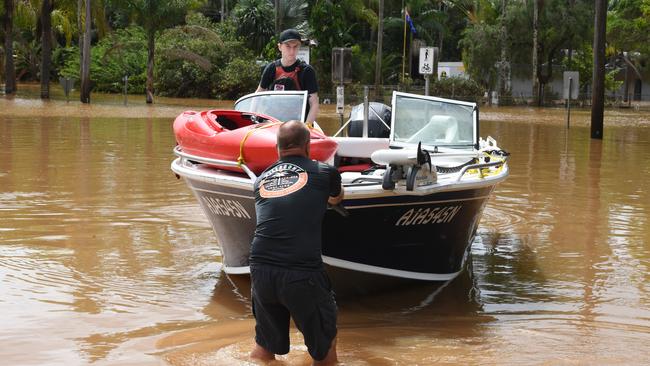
234;91;307;122
391;92;476;148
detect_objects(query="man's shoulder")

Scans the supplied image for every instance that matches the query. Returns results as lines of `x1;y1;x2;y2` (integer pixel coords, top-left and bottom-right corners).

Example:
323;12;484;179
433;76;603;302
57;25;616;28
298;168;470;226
298;61;315;73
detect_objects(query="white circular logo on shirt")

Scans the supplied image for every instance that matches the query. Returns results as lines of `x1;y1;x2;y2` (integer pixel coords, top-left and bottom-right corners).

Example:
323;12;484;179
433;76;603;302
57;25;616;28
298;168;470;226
259;163;308;198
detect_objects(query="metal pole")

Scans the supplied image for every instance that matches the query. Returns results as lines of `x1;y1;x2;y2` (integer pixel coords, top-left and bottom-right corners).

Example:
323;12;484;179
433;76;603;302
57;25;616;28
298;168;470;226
339;49;344;129
123;75;128;106
425;75;430;96
566;77;572;129
363;86;369;138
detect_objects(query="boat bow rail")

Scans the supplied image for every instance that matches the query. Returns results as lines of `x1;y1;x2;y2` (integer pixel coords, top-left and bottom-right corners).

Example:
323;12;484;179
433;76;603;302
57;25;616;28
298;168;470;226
174;146;257;181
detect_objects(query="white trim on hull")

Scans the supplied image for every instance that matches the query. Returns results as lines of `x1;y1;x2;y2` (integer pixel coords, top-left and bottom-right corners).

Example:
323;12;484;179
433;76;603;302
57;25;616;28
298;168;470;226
322;254;468;281
223;265;251;275
222;251;470;282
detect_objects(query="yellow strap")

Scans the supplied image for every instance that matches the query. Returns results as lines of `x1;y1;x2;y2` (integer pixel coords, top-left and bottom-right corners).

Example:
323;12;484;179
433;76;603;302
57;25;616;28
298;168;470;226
466;153;506;178
237;122;282;167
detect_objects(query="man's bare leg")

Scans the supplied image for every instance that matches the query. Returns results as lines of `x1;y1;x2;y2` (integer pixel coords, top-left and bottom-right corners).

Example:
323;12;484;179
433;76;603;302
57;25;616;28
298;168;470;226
250;343;275;362
313;338;338;366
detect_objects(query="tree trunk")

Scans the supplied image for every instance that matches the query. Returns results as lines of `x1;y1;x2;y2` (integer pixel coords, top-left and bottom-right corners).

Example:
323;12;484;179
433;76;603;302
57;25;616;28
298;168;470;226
3;0;16;94
274;0;279;35
374;0;384;93
531;0;539;104
78;0;83;81
80;0;92;103
591;0;607;139
498;0;510;98
146;30;155;104
40;0;53;99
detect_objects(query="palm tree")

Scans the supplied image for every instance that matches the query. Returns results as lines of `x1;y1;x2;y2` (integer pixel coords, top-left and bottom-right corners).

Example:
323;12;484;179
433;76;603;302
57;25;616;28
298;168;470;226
80;0;91;103
274;0;307;34
40;0;53;98
118;0;195;103
232;0;274;55
3;0;17;94
375;0;384;90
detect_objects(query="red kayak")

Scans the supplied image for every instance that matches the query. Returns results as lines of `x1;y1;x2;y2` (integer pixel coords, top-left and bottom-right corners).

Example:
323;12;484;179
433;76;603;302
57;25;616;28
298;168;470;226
173;109;338;175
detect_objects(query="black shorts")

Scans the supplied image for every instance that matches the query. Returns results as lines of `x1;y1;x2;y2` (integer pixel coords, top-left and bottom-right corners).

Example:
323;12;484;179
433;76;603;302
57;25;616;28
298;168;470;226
250;264;337;361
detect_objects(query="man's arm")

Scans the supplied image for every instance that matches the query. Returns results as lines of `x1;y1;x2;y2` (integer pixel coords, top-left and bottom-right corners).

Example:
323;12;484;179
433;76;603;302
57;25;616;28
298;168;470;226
327;166;343;205
305;92;319;124
328;185;344;205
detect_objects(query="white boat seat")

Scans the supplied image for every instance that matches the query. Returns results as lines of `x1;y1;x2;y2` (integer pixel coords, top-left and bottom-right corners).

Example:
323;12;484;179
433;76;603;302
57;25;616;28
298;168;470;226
407;115;458;144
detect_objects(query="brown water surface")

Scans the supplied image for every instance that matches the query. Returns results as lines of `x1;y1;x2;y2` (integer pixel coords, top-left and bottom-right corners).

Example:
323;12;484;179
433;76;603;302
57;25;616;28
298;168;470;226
1;96;650;365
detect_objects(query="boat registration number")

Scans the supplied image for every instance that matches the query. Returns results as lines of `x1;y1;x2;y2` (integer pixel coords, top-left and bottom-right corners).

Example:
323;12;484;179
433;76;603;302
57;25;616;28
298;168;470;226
395;205;462;226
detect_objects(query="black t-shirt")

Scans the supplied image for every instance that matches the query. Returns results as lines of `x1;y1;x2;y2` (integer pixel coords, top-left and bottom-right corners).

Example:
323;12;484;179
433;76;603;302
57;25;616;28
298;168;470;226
250;155;341;270
259;59;319;95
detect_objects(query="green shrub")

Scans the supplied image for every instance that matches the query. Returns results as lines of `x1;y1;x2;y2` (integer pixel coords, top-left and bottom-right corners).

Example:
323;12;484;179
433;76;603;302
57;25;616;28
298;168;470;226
59;26;148;93
156;13;259;99
431;77;485;101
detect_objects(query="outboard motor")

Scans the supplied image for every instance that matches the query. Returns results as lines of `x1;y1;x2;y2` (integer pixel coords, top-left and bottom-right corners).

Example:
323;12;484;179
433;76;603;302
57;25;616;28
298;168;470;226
347;102;391;138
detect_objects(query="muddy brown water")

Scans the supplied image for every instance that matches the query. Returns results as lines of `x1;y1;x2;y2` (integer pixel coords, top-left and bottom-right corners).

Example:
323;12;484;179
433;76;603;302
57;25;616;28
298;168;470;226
1;96;650;365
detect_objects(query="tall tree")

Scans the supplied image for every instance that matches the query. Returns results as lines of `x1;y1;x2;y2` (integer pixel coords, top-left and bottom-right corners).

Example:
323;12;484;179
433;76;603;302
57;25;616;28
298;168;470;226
498;0;511;97
273;0;308;34
232;0;274;55
80;0;91;103
374;0;384;90
40;0;53;98
3;0;16;94
119;0;195;103
591;0;607;139
531;0;540;104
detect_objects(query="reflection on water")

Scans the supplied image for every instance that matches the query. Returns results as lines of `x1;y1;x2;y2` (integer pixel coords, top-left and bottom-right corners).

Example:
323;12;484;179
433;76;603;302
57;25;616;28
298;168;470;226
1;101;650;365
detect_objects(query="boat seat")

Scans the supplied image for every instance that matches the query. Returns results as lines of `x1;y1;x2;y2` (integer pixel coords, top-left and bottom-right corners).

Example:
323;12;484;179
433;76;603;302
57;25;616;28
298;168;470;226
407;115;458;144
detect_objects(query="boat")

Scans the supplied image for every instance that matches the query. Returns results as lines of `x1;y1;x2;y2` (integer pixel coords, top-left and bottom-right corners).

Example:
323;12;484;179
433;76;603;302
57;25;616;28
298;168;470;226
171;90;509;281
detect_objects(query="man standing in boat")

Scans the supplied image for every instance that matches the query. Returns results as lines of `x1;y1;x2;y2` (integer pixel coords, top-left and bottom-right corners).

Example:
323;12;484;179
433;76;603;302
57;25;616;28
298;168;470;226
256;29;320;125
249;121;343;365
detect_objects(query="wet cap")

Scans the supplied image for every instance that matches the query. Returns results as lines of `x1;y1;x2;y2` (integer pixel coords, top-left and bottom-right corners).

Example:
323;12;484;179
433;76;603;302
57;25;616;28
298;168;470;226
279;29;302;44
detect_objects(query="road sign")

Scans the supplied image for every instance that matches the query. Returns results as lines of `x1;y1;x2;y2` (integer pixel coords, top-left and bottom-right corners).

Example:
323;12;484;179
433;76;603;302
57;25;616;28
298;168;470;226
297;46;310;65
336;86;344;114
563;71;579;100
419;47;435;75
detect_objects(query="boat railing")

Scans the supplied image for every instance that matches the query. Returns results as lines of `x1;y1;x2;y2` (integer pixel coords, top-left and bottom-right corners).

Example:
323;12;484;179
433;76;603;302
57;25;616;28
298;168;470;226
173;146;258;180
455;160;506;182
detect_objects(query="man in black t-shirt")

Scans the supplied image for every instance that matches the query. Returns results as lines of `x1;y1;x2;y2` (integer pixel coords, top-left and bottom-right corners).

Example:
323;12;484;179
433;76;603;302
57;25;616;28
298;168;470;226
249;121;343;365
256;28;320;125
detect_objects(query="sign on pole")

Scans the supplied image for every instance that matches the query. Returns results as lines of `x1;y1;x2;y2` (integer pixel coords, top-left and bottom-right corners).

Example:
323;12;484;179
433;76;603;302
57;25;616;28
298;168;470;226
563;71;579;100
297;46;310;65
419;47;435;75
336;86;344;114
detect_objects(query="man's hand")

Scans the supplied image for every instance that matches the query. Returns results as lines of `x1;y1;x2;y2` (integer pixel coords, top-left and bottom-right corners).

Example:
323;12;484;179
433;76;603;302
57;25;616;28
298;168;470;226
328;185;344;205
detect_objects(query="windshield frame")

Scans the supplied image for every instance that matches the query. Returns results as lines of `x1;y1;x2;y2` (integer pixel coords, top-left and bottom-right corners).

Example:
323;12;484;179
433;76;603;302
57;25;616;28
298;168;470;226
234;90;308;122
389;91;478;150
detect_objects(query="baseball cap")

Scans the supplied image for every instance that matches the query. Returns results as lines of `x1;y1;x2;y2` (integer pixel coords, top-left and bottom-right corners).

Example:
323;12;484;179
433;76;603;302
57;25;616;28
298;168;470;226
279;29;302;44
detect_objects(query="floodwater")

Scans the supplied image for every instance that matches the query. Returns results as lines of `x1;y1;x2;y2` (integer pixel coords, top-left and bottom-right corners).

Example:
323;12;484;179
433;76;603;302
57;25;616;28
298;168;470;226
1;95;650;365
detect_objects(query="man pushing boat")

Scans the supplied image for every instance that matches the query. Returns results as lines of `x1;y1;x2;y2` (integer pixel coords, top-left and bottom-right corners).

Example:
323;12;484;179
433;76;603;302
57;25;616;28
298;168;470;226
249;121;343;365
256;29;320;126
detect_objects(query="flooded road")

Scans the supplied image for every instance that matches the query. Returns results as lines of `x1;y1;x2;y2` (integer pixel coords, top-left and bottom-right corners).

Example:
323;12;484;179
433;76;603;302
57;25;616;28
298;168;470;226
1;97;650;365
